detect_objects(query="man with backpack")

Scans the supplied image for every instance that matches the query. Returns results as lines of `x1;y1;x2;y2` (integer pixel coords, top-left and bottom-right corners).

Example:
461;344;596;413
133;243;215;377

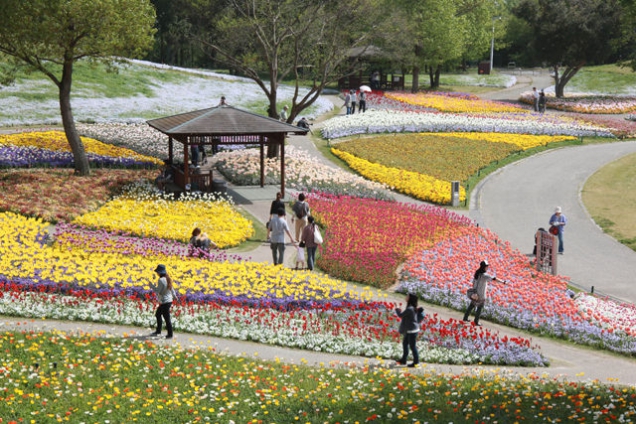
291;193;310;241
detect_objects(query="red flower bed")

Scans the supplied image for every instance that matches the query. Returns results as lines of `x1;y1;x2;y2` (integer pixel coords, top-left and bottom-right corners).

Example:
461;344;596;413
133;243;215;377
308;193;474;288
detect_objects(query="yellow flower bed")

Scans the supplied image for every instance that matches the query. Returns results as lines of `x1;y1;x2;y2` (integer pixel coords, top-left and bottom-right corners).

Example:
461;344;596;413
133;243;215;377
385;92;529;114
432;132;577;150
332;149;465;204
0;131;162;165
72;184;254;248
1;212;370;301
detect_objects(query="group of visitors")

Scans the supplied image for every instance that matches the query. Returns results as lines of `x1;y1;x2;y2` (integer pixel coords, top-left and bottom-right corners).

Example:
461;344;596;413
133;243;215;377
343;89;367;115
532;86;547;113
266;192;322;271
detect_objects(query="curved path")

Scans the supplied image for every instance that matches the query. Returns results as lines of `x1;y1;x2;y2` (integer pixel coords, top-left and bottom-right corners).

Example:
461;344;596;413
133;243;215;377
472;142;636;304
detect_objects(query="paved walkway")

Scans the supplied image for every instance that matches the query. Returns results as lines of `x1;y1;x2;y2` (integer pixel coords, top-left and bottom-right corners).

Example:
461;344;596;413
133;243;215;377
3;76;636;387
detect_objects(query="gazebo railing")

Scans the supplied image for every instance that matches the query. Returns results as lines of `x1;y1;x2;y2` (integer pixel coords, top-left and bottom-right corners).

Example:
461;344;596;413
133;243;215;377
172;166;214;192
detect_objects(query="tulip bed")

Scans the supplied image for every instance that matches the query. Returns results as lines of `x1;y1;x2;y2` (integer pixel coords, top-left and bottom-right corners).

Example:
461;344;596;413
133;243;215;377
0;208;547;365
330;133;576;204
72;181;254;248
0;131;162;168
1;332;631;423
320;110;614;140
398;227;636;355
307;193;474;287
0;168;157;222
519;92;636;114
386;91;529;114
214;146;392;200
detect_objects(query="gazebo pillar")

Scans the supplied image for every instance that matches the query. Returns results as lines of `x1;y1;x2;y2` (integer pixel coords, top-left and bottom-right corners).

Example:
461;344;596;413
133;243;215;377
280;135;285;198
260;136;265;187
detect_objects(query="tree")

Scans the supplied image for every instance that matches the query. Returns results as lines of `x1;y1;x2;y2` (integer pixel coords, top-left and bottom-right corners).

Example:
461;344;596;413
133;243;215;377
195;0;383;125
396;0;496;91
513;0;623;97
0;0;156;175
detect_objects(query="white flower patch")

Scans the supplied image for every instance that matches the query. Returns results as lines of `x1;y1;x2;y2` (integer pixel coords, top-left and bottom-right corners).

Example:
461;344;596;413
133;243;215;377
319;110;614;140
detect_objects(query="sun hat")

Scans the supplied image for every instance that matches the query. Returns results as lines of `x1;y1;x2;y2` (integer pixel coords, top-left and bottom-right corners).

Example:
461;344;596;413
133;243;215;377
154;264;167;275
555;206;562;213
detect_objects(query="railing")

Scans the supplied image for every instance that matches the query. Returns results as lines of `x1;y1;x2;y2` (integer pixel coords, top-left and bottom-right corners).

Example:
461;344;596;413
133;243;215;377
172;166;214;192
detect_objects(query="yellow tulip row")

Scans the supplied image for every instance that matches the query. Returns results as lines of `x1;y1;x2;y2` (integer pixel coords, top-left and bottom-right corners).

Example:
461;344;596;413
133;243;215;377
0;131;163;165
332;149;466;204
432;132;577;150
1;212;369;301
72;187;254;249
385;93;528;114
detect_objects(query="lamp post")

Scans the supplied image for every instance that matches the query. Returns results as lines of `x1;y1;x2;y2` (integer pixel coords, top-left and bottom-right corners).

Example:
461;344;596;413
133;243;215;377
489;16;501;73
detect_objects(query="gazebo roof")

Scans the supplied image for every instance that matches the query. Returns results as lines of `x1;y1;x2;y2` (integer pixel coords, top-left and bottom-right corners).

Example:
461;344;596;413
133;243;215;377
146;104;307;137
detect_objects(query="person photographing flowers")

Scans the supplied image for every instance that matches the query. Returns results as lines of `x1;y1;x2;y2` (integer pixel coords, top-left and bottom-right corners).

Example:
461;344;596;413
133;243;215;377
463;260;507;326
395;293;425;368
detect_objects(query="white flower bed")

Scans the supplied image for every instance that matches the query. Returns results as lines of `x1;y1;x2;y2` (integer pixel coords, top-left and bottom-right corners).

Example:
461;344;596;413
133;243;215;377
0;59;333;126
319;110;614;140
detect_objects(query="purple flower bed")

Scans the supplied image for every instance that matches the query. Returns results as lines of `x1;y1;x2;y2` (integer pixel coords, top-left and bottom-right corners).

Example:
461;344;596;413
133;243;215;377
0;145;157;168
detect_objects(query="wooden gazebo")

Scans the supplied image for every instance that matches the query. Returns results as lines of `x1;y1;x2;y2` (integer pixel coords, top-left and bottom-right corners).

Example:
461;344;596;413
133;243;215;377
147;105;308;197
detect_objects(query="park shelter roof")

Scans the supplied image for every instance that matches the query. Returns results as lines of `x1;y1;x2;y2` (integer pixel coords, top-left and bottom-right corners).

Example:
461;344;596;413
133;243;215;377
146;104;307;137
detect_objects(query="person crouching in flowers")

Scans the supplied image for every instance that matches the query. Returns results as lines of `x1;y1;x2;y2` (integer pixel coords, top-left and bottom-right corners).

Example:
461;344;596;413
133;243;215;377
151;264;178;339
395;293;425;367
463;260;507;326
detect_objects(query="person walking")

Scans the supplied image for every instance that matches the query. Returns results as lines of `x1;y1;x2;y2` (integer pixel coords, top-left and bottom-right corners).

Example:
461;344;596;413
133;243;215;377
463;260;507;326
532;87;540;112
549;206;567;254
395;293;424;367
291;193;310;241
269;208;296;266
300;215;320;271
538;90;547;113
350;90;357;114
343;91;351;115
358;90;367;113
151;264;178;339
266;192;285;241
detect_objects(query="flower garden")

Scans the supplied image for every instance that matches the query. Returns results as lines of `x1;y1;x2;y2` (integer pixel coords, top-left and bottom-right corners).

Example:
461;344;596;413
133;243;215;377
1;331;634;423
2;70;636;420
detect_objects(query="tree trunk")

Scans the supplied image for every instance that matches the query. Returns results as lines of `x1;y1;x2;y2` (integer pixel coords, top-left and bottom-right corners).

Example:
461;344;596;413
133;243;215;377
555;63;584;98
411;66;420;93
433;65;441;88
60;59;90;176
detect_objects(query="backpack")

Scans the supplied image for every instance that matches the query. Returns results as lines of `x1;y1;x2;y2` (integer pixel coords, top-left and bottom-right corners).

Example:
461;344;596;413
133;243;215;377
293;201;308;219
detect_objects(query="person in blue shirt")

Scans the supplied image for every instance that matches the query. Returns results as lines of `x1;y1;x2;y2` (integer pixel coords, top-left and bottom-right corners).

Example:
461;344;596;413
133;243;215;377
549;206;567;254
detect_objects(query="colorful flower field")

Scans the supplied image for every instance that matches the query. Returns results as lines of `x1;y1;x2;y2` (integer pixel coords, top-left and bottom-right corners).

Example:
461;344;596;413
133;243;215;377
0;131;162;168
72;181;254;248
0;168;156;222
519;92;636;114
307;193;474;287
330;133;576;204
1;332;633;423
385;91;530;114
397;226;636;355
214;146;392;200
319;109;614;139
0;205;548;365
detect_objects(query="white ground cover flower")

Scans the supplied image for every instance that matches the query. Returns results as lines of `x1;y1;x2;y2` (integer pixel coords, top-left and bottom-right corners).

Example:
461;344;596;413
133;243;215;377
0;59;333;126
441;74;517;88
320;110;614;140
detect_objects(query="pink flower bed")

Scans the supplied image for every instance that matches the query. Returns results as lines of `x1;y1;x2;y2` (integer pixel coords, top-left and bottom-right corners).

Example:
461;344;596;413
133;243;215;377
398;227;636;355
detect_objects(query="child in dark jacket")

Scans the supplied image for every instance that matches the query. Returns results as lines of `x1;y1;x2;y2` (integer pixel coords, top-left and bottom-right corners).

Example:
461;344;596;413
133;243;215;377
395;293;425;367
